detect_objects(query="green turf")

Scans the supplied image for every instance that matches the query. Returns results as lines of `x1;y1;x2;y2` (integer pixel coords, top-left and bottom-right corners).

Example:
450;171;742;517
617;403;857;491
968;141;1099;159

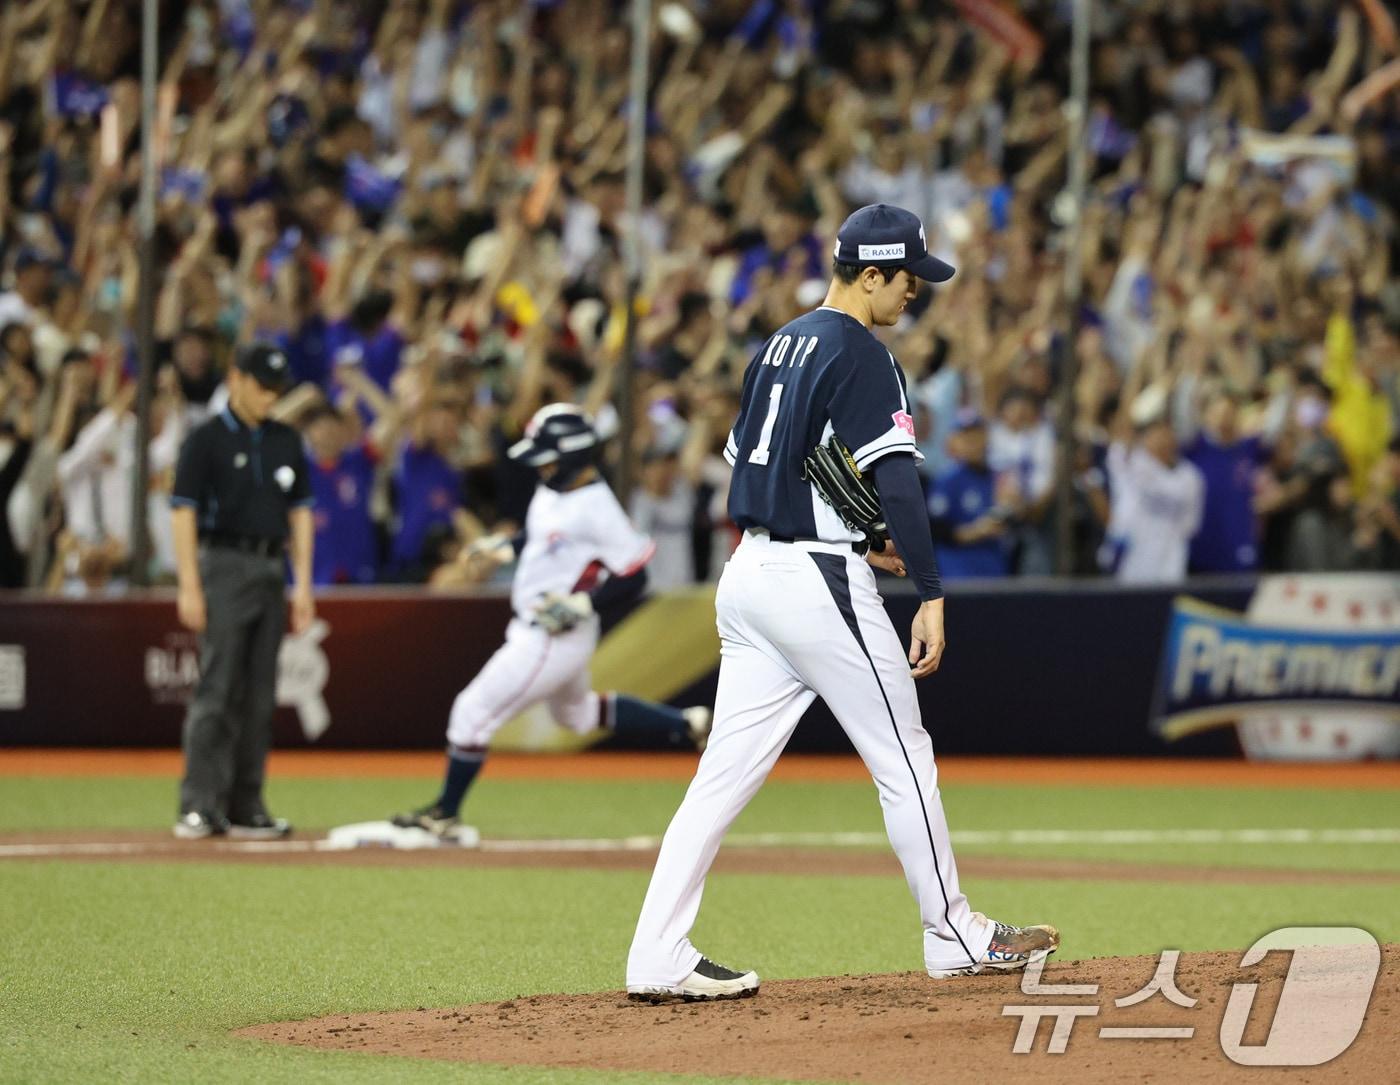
5;774;1399;873
940;783;1400;873
4;858;1396;1084
2;770;1397;1082
1;860;832;1085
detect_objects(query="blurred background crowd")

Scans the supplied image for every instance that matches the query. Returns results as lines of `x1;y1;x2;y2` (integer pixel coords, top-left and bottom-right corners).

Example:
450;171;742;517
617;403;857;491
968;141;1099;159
0;0;1397;596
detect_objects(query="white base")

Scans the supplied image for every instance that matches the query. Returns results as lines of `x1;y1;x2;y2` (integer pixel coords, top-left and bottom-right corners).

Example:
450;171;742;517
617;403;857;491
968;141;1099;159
322;820;481;850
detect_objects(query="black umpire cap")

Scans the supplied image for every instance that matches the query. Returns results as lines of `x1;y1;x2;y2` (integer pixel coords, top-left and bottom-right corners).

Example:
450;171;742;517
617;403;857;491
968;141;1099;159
833;204;956;283
236;342;292;392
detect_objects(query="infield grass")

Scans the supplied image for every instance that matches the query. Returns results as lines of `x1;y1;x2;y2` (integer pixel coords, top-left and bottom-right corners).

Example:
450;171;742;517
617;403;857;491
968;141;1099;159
2;768;1397;1083
4;773;1399;872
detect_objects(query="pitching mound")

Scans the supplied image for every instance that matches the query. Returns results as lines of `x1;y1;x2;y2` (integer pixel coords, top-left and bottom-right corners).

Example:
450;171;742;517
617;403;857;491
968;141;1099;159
241;947;1397;1083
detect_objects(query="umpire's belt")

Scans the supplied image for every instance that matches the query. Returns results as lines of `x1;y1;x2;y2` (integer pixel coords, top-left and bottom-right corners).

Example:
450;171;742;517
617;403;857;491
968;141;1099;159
748;528;869;557
202;533;285;558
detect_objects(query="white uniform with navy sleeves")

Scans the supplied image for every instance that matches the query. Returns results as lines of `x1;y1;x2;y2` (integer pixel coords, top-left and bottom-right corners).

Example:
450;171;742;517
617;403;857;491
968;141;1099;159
627;307;993;987
446;480;654;748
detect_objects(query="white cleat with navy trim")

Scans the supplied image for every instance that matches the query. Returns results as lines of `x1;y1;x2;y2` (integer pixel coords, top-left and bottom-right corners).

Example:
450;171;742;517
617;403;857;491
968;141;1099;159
627;956;760;1002
927;913;1060;978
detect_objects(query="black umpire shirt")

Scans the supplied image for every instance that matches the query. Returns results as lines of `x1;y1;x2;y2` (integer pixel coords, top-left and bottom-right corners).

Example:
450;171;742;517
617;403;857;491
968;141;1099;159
171;407;313;542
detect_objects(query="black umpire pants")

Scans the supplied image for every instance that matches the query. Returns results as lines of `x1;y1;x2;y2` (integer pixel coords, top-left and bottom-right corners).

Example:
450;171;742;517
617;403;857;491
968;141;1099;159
179;547;285;820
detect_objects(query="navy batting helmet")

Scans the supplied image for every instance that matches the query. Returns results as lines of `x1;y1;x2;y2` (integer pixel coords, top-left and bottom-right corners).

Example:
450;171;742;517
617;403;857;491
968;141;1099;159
508;404;600;489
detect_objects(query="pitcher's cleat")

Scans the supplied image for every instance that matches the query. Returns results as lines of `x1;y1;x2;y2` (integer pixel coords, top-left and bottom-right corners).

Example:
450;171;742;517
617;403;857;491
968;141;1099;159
683;706;713;751
627;956;759;1002
928;914;1060;978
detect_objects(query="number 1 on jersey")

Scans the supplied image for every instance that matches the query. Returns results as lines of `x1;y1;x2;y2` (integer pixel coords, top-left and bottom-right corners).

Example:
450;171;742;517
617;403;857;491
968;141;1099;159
748;383;784;466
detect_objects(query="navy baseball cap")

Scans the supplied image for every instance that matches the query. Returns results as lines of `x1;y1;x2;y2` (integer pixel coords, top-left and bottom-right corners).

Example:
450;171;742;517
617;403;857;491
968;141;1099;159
507;403;598;467
833;204;955;283
236;342;292;392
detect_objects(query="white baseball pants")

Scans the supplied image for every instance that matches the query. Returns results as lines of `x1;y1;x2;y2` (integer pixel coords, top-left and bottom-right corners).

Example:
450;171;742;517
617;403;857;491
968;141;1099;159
627;532;992;985
446;617;600;748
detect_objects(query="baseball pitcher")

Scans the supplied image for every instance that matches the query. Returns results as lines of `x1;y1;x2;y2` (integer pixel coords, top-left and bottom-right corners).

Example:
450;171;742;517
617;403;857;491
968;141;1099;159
626;205;1059;1002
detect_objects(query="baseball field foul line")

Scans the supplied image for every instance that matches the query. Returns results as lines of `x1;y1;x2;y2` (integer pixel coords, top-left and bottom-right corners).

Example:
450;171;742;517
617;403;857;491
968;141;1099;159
2;827;1400;859
722;828;1400;847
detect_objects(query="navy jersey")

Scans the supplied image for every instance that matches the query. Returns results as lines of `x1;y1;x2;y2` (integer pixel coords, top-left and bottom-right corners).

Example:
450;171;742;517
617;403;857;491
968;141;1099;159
725;307;922;542
310;444;378;584
1185;433;1266;573
927;463;1011;579
391;441;461;568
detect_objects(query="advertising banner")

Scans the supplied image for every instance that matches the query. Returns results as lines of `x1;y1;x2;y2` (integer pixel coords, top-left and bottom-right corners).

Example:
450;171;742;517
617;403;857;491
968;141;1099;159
0;592;513;750
1153;576;1400;760
4;576;1395;759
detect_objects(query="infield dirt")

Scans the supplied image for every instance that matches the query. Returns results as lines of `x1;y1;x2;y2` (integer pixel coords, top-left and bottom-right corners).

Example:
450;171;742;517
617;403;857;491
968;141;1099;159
4;829;1399;887
242;946;1396;1083
8;748;1400;788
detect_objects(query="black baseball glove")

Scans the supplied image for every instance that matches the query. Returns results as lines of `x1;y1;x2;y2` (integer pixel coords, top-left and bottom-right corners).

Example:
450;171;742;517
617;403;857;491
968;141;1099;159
801;435;890;547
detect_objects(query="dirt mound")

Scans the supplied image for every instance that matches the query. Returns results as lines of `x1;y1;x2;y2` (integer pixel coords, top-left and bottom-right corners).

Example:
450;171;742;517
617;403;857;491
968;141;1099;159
241;947;1397;1083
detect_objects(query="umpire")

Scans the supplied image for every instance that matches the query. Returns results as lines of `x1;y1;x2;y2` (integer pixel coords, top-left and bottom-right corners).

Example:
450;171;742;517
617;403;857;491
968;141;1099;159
169;343;315;840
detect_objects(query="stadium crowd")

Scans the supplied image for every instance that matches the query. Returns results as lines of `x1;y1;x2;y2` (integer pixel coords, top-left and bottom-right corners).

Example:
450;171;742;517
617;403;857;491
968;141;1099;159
0;0;1397;595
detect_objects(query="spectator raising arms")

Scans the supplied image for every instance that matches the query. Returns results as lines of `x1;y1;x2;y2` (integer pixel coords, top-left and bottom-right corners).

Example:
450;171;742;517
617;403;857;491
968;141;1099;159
1106;380;1206;584
0;0;1395;591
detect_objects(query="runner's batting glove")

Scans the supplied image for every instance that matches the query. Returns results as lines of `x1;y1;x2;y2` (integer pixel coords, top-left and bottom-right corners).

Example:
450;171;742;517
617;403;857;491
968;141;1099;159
533;591;594;634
